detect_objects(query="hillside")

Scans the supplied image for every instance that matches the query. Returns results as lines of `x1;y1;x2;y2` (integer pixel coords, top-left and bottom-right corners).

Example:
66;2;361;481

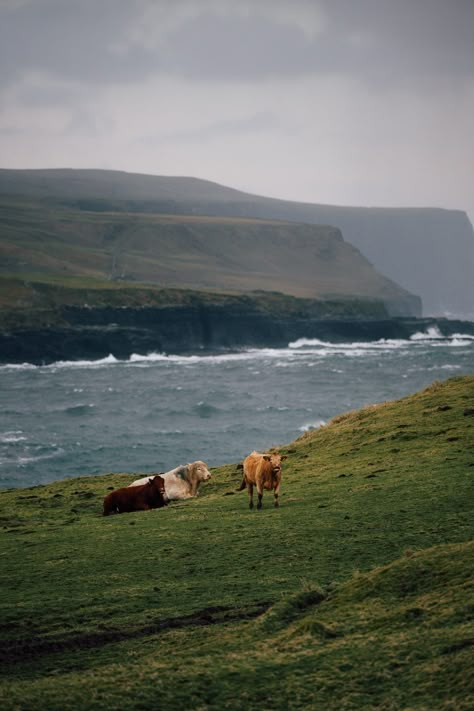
0;375;473;709
1;168;473;316
0;194;420;315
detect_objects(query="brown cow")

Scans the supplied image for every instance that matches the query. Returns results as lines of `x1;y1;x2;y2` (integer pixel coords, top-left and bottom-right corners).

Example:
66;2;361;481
238;451;287;509
103;475;168;516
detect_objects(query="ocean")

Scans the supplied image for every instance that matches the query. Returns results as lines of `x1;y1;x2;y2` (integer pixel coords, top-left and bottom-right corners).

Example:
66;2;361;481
1;326;473;489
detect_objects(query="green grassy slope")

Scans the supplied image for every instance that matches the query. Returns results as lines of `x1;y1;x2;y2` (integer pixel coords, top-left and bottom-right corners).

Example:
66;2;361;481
0;376;473;709
0;196;420;314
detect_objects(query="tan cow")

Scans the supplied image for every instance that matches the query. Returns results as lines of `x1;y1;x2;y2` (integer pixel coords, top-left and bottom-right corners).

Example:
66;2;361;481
238;451;287;509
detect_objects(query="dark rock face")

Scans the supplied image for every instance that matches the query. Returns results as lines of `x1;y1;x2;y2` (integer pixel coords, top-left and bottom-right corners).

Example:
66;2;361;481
1;304;473;365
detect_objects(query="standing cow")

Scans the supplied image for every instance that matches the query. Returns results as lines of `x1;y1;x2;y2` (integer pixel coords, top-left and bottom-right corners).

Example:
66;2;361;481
129;461;212;500
238;451;287;509
103;475;168;516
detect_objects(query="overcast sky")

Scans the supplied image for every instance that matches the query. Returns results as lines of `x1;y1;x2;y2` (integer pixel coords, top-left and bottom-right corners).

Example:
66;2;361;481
1;0;473;223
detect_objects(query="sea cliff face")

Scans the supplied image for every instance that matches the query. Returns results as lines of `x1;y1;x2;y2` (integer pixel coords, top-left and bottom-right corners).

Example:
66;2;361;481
1;302;472;365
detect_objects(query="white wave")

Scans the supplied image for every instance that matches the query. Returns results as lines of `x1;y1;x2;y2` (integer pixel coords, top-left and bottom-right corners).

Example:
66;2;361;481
430;338;473;348
198;348;294;363
298;419;327;432
451;332;474;341
289;337;329;348
0;354;120;371
0;431;26;443
50;354;119;369
289;337;409;351
129;352;170;363
129;350;248;365
140;347;290;362
0;362;38;371
1;327;472;372
410;326;444;340
17;447;65;465
291;329;474;353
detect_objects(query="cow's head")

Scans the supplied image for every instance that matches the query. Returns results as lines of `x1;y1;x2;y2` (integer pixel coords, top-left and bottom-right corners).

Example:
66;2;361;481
263;454;287;476
150;475;169;503
191;461;212;481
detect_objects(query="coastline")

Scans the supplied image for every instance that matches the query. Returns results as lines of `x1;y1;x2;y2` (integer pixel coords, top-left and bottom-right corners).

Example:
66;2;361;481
1;304;473;365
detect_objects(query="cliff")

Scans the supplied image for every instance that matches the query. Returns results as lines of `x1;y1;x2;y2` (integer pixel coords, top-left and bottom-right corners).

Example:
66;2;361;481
1;296;473;365
1;168;472;317
0;195;420;317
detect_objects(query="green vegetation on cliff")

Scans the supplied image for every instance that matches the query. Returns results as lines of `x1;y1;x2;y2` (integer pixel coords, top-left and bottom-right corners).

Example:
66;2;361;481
0;191;420;317
2;167;473;316
0;376;473;709
0;275;389;332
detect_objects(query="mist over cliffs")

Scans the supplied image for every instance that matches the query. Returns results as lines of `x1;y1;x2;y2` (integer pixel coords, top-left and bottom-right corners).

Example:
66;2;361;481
229;201;474;319
0;168;473;318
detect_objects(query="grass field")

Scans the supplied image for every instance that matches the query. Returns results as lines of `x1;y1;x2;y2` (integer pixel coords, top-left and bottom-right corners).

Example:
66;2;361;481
0;376;473;709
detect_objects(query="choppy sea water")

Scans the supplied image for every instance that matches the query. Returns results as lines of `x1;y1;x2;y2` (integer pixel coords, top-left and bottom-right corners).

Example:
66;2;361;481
1;326;473;489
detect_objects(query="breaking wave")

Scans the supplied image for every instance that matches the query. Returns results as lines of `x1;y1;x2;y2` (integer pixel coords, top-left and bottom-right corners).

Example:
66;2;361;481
298;420;327;433
410;326;444;340
0;327;473;372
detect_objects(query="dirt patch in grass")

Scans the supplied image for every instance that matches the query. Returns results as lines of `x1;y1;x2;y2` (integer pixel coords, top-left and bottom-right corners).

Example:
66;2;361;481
0;601;271;667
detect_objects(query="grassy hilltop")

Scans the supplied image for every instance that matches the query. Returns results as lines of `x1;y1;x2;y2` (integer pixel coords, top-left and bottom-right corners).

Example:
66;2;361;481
0;376;473;709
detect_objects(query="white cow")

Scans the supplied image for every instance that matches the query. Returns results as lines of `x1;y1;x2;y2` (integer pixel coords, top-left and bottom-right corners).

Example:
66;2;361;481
129;461;212;500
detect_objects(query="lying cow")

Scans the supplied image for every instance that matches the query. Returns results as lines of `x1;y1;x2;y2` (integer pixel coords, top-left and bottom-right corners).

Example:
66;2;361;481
238;451;287;509
103;475;168;516
129;461;211;500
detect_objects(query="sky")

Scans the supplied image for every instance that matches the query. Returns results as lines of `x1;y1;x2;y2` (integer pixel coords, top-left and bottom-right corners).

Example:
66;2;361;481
1;0;473;224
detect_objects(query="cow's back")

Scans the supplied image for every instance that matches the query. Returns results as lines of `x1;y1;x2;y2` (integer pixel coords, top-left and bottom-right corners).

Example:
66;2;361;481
161;467;192;500
103;478;166;515
243;451;264;483
103;484;145;515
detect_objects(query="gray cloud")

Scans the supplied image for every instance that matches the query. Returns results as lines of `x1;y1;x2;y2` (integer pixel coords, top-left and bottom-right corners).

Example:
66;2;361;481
0;0;150;87
1;0;473;88
0;0;473;226
138;110;283;146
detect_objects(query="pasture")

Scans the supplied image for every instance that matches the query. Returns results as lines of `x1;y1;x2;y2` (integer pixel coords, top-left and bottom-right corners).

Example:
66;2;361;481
0;375;473;709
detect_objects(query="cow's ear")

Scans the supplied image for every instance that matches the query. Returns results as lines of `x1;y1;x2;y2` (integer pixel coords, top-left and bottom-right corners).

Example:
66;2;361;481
263;455;271;461
281;455;288;461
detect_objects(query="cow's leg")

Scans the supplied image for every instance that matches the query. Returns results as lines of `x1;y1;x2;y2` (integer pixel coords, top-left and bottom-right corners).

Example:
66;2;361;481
132;503;150;511
274;482;281;508
247;482;254;509
256;478;264;510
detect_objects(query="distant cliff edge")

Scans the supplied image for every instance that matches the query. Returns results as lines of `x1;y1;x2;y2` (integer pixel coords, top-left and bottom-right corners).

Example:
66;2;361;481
1;288;472;365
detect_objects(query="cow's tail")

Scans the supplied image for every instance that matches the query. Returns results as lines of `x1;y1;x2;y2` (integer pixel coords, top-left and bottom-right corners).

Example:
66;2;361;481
234;461;245;491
